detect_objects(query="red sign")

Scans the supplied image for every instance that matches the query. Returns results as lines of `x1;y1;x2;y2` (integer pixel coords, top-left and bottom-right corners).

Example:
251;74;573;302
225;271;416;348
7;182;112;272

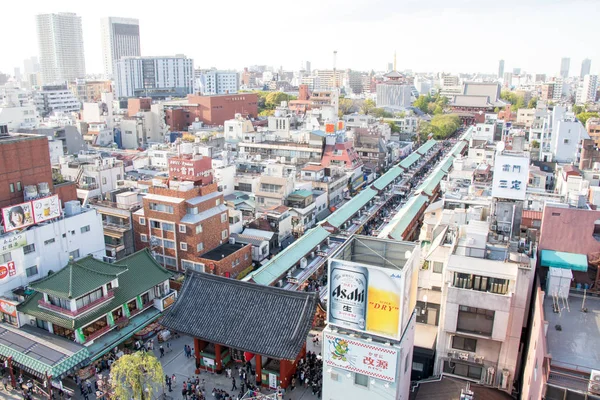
168;157;213;183
337;121;344;131
0;261;15;280
0;299;17;317
325;123;335;133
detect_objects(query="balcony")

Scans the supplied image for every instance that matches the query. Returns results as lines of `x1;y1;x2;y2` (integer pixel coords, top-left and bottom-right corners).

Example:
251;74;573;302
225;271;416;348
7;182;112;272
38;290;115;318
129;301;154;318
84;324;113;343
103;221;132;234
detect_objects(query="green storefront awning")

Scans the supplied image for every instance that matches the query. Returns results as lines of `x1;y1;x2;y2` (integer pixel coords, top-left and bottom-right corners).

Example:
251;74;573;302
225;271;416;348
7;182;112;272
540;250;588;272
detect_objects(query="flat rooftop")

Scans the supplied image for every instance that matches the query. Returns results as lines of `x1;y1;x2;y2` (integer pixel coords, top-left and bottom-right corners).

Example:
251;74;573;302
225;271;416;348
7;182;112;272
543;294;600;372
332;235;417;270
412;376;512;400
200;242;247;261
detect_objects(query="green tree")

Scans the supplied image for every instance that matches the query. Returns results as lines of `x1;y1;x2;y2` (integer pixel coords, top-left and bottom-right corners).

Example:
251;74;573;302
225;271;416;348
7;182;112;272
265;92;289;109
395;111;407;118
494;107;500;113
360;99;376;115
572;105;585;115
413;95;430;113
387;121;400;133
372;108;394;118
528;98;538;109
259;110;275;117
110;352;163;400
433;105;443;115
429;114;461;139
531;140;540;149
338;98;354;117
515;96;526;111
576;112;599;125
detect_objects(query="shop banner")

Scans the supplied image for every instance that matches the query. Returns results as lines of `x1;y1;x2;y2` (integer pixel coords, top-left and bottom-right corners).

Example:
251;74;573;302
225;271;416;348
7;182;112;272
123;303;131;318
0;261;17;280
268;373;277;389
328;259;404;340
136;295;143;310
0;299;18;317
323;333;398;382
0;233;27;255
107;312;115;326
32;195;61;223
2;201;34;233
76;328;85;343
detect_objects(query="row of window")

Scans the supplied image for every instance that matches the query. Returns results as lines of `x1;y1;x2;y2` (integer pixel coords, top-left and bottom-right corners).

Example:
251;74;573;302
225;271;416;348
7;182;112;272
8;181;23;193
140;218;204;234
149;203;174;214
453;273;509;295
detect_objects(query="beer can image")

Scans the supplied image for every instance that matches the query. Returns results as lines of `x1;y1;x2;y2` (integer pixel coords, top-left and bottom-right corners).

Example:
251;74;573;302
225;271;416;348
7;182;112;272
328;260;368;330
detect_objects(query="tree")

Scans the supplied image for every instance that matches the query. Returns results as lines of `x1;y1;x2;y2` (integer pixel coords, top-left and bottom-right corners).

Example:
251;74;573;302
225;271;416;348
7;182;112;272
360;99;376;115
258;110;275;117
494;107;500;113
387;121;400;133
338;98;354;117
265;92;289;110
372;108;394;118
515;96;526;111
413;95;430;113
531;140;540;149
528;98;538;109
395;111;407;118
433;105;443;115
110;352;163;400
429;114;461;140
572;105;585;115
576;112;599;125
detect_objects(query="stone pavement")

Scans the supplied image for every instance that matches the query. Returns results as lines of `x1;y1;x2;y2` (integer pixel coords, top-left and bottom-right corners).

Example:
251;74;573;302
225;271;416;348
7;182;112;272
60;330;324;400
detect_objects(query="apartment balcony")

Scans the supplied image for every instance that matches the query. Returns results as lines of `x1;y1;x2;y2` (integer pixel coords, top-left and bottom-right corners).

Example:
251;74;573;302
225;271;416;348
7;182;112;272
38;290;115;318
441;355;501;387
103;221;132;234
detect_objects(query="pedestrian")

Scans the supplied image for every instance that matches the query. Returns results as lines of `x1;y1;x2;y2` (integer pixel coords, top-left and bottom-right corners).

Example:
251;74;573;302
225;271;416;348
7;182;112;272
291;377;296;391
182;381;188;399
231;377;237;391
2;375;8;390
159;345;164;358
86;379;93;394
166;374;172;392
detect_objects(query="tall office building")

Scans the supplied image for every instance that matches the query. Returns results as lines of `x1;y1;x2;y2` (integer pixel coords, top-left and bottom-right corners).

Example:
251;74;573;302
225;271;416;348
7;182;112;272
36;13;86;84
560;57;570;79
580;58;592;79
101;17;141;79
498;59;505;79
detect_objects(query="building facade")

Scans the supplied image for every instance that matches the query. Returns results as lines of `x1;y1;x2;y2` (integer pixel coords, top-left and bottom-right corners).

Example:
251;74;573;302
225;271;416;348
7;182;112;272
101;17;141;79
36;13;86;84
196;69;239;95
33;84;81;117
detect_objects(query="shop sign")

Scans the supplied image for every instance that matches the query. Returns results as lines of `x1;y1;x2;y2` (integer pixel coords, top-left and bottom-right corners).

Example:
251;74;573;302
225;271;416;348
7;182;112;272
0;299;18;317
2;201;34;232
162;294;175;309
32;195;62;223
0;261;17;280
323;332;398;382
268;373;278;389
203;357;215;367
0;233;27;254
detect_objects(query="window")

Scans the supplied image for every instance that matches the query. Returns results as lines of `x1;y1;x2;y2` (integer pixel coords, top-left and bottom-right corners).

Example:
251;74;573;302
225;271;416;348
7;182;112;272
197;242;204;252
44;238;55;245
23;244;36;255
452;336;477;352
221;230;228;240
149;203;174;213
245;253;249;260
26;265;38;277
163;240;175;249
187;207;199;215
75;288;104;309
9;183;14;193
36;319;49;331
563;139;570;144
0;253;11;263
179;225;186;233
412;362;424;372
354;373;368;387
221;213;227;223
196;224;203;234
140;234;148;242
151;220;161;229
16;182;22;192
139;217;146;225
162;222;175;232
164;256;177;267
457;306;494;336
69;249;80;259
102;177;107;185
432;261;443;273
330;371;340;382
453;273;509;295
443;360;482;380
180;242;188;251
80;225;91;233
216;199;221;206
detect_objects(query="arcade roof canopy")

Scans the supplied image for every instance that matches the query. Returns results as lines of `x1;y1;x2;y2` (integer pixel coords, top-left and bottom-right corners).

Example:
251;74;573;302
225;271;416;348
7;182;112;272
161;271;318;360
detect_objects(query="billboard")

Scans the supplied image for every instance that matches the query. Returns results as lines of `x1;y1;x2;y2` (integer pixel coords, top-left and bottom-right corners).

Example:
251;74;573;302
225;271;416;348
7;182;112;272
0;261;17;280
2;202;34;232
0;299;18;317
323;332;398;382
32;195;61;223
0;233;27;254
328;259;403;340
168;157;213;182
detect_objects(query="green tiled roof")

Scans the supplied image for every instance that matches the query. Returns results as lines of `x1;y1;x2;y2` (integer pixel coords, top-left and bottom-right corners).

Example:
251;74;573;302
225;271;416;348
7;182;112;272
378;194;429;240
452;141;467;156
440;157;454;173
416;168;447;196
19;249;172;329
249;226;330;286
29;257;127;299
399;152;421;170
416;139;437;155
0;341;89;378
372;166;403;191
325;188;378;228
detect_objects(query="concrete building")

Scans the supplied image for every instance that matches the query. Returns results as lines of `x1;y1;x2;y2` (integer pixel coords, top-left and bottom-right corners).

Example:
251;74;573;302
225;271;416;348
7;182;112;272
0;85;39;131
516;108;535;128
164;94;258;128
69;79;112;103
498;60;505;79
560;57;570;79
114;55;194;99
36;13;86;84
580;58;592;79
33;84;81;117
577;74;598;104
101;17;141;79
551;107;589;164
196;69;238;95
322;236;420;400
59;154;125;202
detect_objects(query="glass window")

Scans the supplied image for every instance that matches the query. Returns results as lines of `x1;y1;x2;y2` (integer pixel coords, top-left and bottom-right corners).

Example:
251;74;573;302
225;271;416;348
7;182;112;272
197;242;204;252
149;203;174;213
139;217;146;225
23;244;36;254
354;373;368;387
76;288;104;309
16;182;22;192
163;240;175;249
44;238;55;245
221;213;227;223
164;256;177;267
141;234;148;242
179;225;186;233
432;261;443;273
180;242;187;251
9;183;14;193
0;253;11;263
162;223;175;232
452;336;477;352
69;249;80;259
221;230;227;240
196;224;203;234
80;225;91;233
151;220;161;229
26;265;38;277
457;306;494;336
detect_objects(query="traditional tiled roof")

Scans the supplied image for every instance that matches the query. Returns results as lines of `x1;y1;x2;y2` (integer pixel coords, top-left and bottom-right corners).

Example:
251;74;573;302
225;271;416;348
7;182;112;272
28;257;128;300
162;271;318;360
19;249;172;329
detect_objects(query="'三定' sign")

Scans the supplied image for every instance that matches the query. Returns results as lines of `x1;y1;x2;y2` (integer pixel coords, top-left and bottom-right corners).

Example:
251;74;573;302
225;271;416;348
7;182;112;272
323;333;399;382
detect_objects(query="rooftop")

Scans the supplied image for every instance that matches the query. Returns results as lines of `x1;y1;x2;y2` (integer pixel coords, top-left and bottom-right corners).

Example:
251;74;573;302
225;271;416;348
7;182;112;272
199;242;247;261
412;376;513;400
161;271;318;360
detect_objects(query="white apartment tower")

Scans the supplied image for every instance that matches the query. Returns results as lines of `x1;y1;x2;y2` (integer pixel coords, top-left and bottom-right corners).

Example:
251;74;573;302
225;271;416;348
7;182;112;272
36;13;86;84
101;17;141;79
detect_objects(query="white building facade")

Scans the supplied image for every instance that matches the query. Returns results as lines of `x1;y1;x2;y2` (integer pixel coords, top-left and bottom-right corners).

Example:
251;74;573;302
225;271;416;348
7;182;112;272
376;84;412;109
101;17;141;79
196;70;238;95
33;84;81;117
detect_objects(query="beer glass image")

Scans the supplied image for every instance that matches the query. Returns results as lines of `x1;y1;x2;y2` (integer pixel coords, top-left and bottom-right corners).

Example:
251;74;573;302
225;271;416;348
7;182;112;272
366;268;401;338
328;261;368;330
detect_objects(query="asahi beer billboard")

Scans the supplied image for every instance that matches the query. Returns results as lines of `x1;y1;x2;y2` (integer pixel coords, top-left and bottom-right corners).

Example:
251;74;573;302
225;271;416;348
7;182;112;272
328;259;404;340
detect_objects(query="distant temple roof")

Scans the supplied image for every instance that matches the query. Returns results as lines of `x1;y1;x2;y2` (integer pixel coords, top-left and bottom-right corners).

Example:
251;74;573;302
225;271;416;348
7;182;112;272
162;271;318;360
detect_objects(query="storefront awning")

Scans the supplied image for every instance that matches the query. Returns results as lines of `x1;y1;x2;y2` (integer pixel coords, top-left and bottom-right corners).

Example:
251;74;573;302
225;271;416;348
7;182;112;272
540;250;588;272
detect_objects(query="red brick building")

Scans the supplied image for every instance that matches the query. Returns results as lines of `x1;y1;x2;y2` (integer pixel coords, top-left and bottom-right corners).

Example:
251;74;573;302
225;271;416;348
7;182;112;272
165;94;258;130
127;97;152;117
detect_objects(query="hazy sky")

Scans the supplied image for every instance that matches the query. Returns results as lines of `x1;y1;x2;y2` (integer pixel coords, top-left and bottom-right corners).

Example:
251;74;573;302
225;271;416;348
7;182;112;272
2;0;599;77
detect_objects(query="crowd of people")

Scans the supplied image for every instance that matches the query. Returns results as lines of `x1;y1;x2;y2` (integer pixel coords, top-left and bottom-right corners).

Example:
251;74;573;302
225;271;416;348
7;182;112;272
290;351;323;398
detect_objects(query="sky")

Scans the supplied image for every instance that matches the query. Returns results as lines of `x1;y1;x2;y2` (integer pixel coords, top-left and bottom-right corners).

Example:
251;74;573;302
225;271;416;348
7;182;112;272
2;0;599;77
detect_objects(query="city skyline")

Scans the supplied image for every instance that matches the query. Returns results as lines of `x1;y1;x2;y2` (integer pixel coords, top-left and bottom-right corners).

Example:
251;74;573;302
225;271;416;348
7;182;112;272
1;0;599;77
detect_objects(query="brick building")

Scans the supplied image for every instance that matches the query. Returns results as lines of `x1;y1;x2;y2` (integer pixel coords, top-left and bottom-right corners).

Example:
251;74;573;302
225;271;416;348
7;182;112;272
127;97;152;117
165;93;258;129
132;170;251;277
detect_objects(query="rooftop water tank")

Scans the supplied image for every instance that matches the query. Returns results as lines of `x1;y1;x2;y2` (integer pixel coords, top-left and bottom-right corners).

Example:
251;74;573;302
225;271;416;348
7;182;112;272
24;185;38;200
